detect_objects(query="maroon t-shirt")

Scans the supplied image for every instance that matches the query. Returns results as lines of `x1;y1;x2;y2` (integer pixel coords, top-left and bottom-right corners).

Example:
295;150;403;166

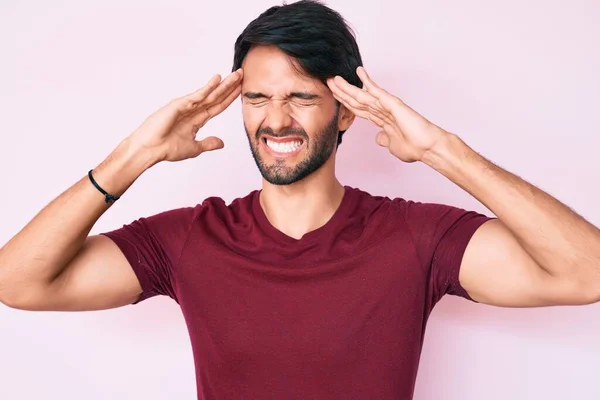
100;186;492;399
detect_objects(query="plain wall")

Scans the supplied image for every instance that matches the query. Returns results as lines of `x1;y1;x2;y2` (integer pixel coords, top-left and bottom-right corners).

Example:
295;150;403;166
1;0;599;398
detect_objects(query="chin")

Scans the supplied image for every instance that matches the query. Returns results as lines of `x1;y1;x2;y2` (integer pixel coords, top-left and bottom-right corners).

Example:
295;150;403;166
246;129;336;186
259;163;306;186
258;156;330;186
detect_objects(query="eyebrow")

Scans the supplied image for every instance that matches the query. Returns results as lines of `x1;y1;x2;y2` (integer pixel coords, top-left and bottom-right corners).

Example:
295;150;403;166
243;91;321;100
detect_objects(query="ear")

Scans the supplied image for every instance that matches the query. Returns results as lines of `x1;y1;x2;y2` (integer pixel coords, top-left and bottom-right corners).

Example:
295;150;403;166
337;103;356;132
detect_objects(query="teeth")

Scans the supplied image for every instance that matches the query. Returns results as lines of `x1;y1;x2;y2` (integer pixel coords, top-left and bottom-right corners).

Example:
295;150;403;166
266;139;303;153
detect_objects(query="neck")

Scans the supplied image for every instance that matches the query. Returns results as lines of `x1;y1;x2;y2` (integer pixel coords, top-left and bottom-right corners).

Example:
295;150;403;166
259;161;344;240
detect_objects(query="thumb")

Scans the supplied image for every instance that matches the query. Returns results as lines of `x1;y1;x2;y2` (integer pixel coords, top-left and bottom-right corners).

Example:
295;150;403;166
375;130;390;147
195;136;224;156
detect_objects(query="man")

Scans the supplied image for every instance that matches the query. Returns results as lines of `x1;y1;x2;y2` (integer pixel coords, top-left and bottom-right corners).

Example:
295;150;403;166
0;1;598;399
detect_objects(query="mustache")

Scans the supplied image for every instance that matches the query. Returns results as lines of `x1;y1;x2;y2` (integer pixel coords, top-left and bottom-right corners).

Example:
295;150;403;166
255;127;309;141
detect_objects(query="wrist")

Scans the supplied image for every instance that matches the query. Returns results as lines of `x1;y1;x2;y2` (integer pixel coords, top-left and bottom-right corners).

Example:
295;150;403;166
421;131;464;173
91;138;160;198
115;136;163;172
421;131;484;195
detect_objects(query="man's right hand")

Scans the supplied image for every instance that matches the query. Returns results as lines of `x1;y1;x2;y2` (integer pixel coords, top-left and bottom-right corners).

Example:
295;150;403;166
128;68;243;163
0;69;244;312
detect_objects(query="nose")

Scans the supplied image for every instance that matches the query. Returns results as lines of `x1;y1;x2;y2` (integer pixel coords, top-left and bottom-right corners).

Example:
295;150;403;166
263;101;294;135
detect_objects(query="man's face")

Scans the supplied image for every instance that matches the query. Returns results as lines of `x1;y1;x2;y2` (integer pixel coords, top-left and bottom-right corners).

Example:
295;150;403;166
240;45;343;185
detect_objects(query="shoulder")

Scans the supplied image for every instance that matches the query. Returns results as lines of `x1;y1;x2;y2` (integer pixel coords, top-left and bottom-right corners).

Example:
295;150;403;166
349;187;488;235
382;194;475;224
346;186;429;222
190;190;258;226
199;190;256;214
132;190;258;230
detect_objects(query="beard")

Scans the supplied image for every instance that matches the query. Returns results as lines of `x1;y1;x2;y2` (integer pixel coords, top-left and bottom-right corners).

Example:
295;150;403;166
244;108;340;185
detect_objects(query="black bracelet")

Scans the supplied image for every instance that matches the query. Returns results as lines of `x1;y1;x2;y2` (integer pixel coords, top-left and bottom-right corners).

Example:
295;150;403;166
88;169;120;204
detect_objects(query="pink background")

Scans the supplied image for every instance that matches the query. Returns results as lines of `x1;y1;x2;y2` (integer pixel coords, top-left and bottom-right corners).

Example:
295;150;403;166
1;0;599;398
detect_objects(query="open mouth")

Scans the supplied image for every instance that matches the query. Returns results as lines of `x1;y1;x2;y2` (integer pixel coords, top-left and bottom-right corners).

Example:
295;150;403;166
262;136;305;154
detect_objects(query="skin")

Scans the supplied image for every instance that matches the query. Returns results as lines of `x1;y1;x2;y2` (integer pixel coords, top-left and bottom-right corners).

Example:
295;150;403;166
0;69;246;310
1;43;598;312
327;67;600;307
240;45;355;240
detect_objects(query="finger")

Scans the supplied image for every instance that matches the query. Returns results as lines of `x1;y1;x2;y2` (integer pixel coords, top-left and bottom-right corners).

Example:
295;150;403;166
206;84;242;119
356;67;388;99
331;75;376;107
366;113;385;127
185;74;222;103
357;66;398;113
194;135;224;156
208;78;242;113
328;78;366;111
375;130;391;147
329;76;392;124
202;69;243;106
331;92;362;116
192;84;241;125
330;79;391;125
186;75;241;122
364;100;394;125
330;87;365;115
356;66;408;114
332;92;384;127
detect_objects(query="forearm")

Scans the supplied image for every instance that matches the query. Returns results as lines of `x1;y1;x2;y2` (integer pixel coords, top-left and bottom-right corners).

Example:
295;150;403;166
423;131;600;281
0;138;159;299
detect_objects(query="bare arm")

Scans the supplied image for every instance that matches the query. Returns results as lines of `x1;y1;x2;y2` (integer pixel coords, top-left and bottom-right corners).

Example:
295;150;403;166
0;140;157;311
328;66;600;307
425;134;600;307
0;69;243;311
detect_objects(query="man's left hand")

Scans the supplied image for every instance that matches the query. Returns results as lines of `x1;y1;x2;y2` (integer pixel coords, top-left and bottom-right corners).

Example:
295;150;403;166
327;67;448;163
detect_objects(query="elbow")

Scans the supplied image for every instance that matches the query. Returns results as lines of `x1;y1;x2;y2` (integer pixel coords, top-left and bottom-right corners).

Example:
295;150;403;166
563;276;600;306
542;272;600;306
0;291;31;310
579;252;600;305
550;257;600;306
582;284;600;305
0;275;22;310
0;295;27;310
1;295;48;311
576;263;600;305
0;267;52;311
0;290;24;310
0;285;47;311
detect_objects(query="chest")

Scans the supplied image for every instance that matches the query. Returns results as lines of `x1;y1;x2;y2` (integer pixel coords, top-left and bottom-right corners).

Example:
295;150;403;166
176;239;428;372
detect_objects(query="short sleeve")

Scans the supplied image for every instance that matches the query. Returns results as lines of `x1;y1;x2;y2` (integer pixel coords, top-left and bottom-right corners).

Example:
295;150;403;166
397;199;494;306
99;205;200;305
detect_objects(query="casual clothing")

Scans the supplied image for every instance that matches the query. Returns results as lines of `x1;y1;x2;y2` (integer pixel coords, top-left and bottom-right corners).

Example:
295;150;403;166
100;185;492;399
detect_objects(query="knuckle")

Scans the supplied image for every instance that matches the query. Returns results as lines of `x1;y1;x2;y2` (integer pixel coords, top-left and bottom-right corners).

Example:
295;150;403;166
170;99;187;112
181;100;196;112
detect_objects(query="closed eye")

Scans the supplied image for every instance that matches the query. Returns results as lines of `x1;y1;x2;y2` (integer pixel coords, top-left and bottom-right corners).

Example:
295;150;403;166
243;92;268;105
242;91;321;107
291;98;317;107
245;98;268;106
244;98;316;107
290;92;320;106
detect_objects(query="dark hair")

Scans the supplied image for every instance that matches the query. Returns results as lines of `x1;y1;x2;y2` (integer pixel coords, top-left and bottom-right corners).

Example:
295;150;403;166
232;0;363;146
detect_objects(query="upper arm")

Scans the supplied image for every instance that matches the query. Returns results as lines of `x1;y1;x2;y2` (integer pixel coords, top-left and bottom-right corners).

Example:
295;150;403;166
459;219;583;307
6;205;199;312
21;234;142;311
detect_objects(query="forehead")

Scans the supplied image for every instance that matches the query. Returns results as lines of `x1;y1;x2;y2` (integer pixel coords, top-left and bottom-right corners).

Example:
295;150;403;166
241;45;328;95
